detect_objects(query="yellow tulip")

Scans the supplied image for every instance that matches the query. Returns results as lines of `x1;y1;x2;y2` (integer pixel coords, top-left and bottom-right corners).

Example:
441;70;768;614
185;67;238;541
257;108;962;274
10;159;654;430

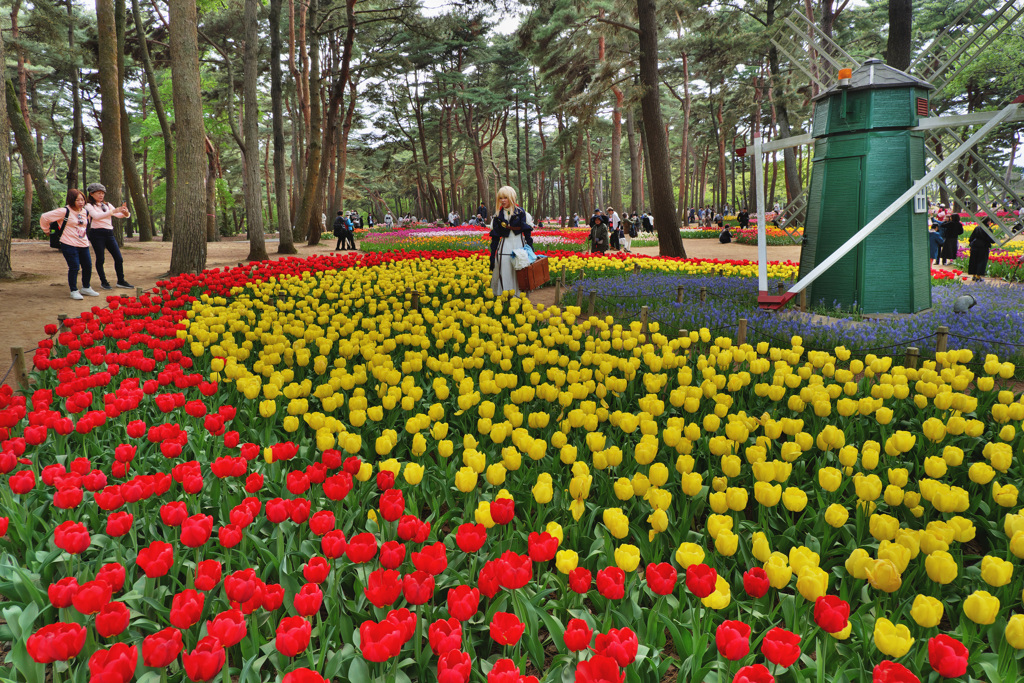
844;548;873;580
924;551;958;584
1005;614;1024;650
980;555;1013;587
403;463;424;485
675;542;705;568
866;559;902;593
555;549;578;574
614;544;640;572
873;618;914;658
869;514;900;542
715;529;738;556
701;575;731;610
764;552;792;589
474;501;495;528
796;566;828;601
818;467;842;492
782;487;807;512
963;590;1000;625
910;594;943;628
454;467;478;493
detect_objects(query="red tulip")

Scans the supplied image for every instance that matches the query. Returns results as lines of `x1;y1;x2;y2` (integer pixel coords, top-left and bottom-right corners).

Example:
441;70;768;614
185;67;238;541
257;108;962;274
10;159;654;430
489;611;525;646
385;608;417;643
136;541;174;578
88;643;137;682
323;472;353;501
265;498;290;524
72;579;112;615
455;523;487;553
761;627;801;668
294;583;324;617
321;530;348;559
437;649;472;683
379;488;405;521
645;562;677;596
262;583;285;612
142;627;184;668
813;595;850;634
302;556;331;584
446;585;480;622
497;551;532;590
53;520;90;554
685;564;718;598
490;498;514;525
478;560;502;599
170;589;206;629
282;668;328;683
593;627;638;667
743;567;770;598
207;609;247;647
569;567;593;594
574;654;623;683
224;568;259;603
402;570;435;605
182;636;225;682
218;523;243;548
488;658;524;683
427;617;463;655
95;601;131;638
397;514;430;543
9;469;36;494
26;622;87;663
346;532;378;563
376;470;395;491
96;562;125;593
715;620;751;661
563;618;593;652
48;577;80;608
733;664;775;683
359;618;404;662
364;568;403;608
596;566;625;600
527;531;559;562
275;616;312;657
872;660;920;682
380;540;407;569
180;514;214;547
195;560;223;591
412;541;448;575
308;510;335;536
928;634;968;678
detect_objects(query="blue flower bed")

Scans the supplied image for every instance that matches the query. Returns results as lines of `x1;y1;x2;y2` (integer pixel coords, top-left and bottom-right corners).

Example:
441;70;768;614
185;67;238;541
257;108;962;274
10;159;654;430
573;273;1024;362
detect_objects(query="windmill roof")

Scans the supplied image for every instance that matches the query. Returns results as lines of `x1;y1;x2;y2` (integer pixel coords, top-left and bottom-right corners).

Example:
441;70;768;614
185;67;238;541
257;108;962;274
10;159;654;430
814;59;934;101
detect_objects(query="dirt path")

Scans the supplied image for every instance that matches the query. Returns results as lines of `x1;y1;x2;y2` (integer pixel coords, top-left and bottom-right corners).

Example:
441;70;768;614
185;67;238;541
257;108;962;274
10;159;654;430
0;237;799;387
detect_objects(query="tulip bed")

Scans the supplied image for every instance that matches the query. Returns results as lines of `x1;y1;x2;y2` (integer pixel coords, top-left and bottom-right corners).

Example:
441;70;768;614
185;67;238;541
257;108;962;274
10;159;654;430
3;249;1024;683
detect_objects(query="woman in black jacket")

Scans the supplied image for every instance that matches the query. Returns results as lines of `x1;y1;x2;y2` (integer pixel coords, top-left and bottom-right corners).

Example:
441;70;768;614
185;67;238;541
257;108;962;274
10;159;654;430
967;218;996;281
939;213;964;265
490;186;528;296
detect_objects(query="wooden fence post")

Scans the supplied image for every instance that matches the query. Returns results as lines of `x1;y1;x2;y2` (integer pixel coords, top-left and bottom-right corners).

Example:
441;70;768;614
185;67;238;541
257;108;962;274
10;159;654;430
640;306;649;340
699;287;707;303
57;314;68;332
777;282;785;296
676;285;684;303
554;279;562;305
411;290;420;311
588;290;597;318
737;319;747;345
136;287;144;299
9;348;29;392
935;326;949;355
905;347;920;369
560;265;566;286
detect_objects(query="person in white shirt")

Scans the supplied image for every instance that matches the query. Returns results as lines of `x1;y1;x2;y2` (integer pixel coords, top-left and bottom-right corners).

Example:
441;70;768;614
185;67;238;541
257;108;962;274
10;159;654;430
41;189;121;300
607;207;621;250
448;210;459;227
83;183;133;290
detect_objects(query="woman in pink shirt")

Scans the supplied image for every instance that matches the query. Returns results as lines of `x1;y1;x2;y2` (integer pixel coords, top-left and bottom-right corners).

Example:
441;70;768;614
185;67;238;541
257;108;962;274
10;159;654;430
83;183;132;290
40;189;100;300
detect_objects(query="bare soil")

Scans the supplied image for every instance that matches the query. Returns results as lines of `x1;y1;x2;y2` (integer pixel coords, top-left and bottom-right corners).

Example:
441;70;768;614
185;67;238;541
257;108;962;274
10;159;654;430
0;236;801;387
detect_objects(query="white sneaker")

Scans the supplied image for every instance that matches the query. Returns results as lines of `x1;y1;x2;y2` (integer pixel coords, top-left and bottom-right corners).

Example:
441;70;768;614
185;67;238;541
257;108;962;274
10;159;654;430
70;290;84;300
79;287;100;297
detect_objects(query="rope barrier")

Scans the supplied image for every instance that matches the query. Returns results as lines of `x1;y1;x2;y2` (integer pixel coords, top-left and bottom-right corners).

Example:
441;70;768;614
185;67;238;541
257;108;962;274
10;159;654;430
945;332;1024;349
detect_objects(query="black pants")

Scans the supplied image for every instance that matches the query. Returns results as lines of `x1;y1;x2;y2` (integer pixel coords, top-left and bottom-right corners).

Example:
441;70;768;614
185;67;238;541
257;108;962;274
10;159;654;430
59;243;92;291
610;231;620;250
87;229;124;285
335;230;355;250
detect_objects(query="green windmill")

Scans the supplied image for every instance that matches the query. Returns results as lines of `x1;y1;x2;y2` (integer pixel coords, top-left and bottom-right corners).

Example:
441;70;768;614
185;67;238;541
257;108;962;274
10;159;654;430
797;59;934;314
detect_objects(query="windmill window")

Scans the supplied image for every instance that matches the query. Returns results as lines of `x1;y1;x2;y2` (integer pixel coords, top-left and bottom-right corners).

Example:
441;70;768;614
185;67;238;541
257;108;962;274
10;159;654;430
916;98;929;116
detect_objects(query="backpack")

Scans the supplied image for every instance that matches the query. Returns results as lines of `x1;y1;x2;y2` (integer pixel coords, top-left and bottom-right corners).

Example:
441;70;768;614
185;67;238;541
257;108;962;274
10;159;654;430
49;208;70;249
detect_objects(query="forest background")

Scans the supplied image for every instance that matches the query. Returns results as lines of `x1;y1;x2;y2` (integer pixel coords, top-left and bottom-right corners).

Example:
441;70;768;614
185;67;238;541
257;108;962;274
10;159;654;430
0;0;1020;275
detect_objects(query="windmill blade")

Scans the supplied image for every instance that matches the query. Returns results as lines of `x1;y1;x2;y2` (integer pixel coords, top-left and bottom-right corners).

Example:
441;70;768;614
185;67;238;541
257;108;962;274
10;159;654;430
910;0;1024;94
770;10;861;96
924;124;1024;245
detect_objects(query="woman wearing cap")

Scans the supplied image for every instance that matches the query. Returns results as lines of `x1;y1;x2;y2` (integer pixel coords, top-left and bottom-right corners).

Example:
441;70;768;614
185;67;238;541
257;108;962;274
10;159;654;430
83;183;133;290
40;189;101;300
489;185;528;296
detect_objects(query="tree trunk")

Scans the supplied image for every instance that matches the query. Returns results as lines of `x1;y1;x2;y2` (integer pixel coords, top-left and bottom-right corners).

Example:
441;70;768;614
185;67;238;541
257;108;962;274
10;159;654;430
678;52;691;220
5;80;55;212
637;0;683;256
66;0;80;190
206;145;218;242
132;0;173;241
885;0;912;71
335;81;358;214
626;106;640;214
242;0;267;260
97;0;123;210
117;0;153;242
292;0;321;243
168;0;208;275
270;0;296;253
0;24;11;278
610;87;623;212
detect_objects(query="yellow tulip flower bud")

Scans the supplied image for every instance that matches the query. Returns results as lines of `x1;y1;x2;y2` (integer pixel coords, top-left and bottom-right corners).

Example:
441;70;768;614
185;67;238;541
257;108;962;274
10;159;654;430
873;618;914;658
963;590;1000;625
980;555;1013;587
614;544;640;572
674;542;705;568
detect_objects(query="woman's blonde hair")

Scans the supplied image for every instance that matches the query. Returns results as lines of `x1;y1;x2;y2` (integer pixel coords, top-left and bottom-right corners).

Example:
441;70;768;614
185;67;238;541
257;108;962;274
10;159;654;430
495;186;518;216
